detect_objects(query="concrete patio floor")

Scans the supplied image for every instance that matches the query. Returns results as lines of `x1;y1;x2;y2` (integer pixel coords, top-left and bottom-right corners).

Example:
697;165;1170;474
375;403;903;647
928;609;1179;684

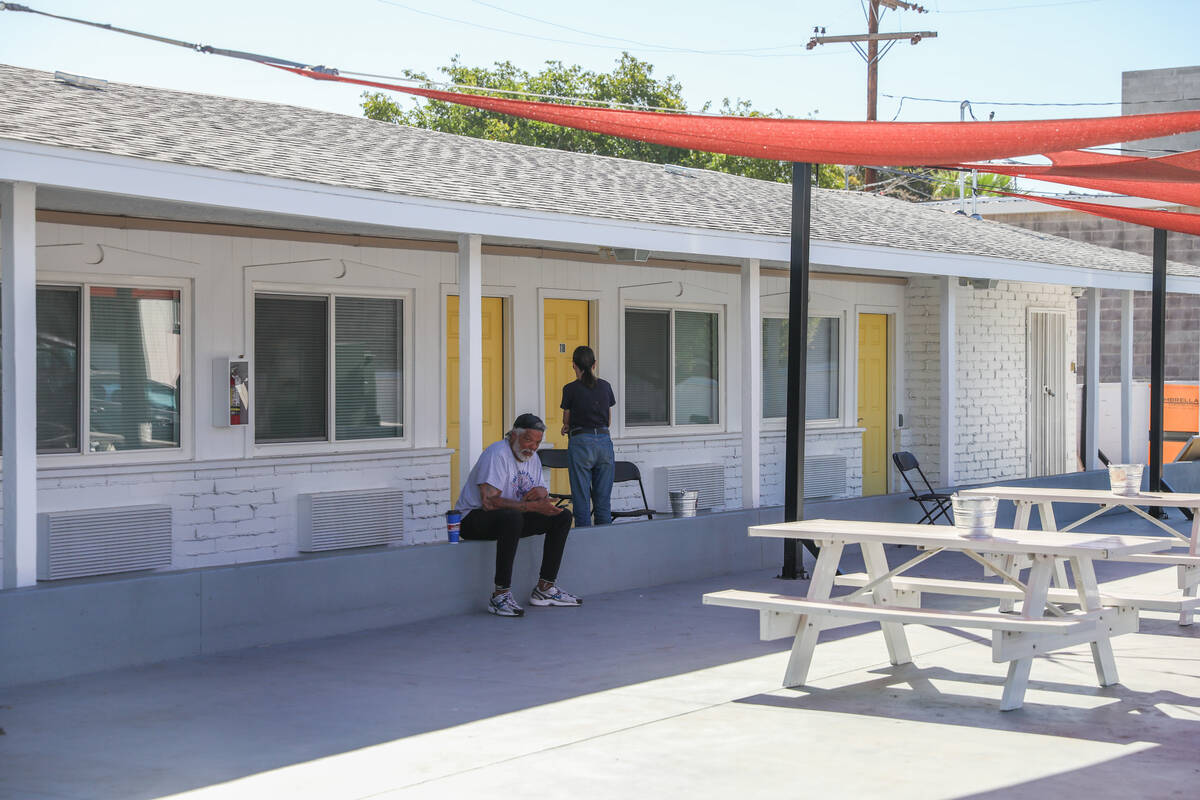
3;512;1199;799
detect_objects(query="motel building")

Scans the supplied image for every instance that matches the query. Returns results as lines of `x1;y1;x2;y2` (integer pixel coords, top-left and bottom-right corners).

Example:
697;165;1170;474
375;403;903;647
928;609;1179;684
2;64;1195;685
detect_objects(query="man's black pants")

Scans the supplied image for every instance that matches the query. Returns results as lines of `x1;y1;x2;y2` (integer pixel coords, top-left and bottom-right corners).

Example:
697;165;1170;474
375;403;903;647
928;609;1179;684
460;508;572;589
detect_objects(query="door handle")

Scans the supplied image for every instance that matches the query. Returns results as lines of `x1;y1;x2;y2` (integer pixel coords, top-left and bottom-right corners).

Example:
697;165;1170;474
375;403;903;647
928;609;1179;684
1044;385;1056;397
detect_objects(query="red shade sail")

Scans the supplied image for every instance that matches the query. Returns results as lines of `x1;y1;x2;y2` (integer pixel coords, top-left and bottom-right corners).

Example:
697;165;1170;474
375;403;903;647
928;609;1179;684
968;165;1200;207
997;191;1200;237
274;65;1200;168
958;149;1200;183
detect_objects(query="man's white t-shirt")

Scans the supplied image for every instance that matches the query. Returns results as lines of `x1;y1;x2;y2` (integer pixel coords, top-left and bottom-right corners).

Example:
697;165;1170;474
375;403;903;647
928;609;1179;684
455;439;549;513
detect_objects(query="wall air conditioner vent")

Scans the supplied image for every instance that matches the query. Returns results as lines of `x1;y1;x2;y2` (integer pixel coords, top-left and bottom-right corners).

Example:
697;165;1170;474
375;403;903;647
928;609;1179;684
37;505;172;581
804;455;848;499
299;488;405;552
661;463;726;510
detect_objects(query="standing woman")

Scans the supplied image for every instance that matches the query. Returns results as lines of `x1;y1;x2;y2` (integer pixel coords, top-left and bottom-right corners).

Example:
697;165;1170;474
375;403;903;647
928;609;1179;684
560;346;616;527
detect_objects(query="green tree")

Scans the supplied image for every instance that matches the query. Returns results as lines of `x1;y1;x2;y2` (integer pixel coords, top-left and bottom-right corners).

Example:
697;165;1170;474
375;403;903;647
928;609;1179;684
362;53;856;188
362;53;1007;196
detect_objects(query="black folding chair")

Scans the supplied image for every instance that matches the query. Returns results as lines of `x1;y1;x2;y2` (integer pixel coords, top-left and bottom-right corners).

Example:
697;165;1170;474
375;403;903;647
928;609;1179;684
538;453;656;520
610;461;655;521
537;449;574;509
892;451;953;525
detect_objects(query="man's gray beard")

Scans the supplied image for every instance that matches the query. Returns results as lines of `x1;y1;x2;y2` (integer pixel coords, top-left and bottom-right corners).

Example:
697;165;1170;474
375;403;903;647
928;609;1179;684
510;440;532;462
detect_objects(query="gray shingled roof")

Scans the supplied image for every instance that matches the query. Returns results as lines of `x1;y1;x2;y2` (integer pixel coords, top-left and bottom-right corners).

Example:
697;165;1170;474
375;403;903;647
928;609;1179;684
0;64;1189;277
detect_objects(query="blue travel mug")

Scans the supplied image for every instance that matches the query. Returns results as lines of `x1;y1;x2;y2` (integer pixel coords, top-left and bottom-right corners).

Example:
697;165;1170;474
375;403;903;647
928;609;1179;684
445;510;462;543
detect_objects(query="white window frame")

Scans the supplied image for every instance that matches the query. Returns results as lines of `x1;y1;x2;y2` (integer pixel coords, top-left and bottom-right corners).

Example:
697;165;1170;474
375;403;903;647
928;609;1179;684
761;310;845;431
619;300;725;437
251;282;413;456
30;272;193;467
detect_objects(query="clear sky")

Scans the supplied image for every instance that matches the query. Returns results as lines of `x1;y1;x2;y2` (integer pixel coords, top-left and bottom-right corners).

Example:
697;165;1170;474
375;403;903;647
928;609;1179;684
0;1;1195;130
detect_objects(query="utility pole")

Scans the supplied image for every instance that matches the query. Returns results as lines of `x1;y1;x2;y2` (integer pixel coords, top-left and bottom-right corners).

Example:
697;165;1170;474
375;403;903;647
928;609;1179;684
808;0;936;190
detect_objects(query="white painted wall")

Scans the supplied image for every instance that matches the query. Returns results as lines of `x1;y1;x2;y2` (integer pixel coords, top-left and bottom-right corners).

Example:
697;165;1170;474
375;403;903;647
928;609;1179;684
0;219;1065;576
904;276;1079;487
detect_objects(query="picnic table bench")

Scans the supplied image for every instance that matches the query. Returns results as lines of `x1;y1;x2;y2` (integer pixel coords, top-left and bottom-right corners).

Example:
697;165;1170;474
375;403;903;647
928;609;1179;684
704;519;1173;711
959;486;1200;625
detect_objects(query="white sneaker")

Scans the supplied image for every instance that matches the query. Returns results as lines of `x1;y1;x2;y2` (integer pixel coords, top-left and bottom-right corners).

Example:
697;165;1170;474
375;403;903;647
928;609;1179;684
529;584;582;607
488;590;524;617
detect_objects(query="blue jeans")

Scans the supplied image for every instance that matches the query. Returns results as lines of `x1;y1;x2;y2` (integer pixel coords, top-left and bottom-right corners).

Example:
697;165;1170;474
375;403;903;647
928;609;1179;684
567;432;615;527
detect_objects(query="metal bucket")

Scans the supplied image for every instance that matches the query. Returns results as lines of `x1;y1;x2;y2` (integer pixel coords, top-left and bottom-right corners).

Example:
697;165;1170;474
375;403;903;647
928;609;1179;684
1107;463;1144;496
951;494;998;539
669;490;699;518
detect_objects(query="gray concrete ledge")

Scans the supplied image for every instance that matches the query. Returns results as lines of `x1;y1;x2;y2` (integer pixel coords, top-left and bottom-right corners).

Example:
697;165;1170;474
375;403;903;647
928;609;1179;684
8;462;1197;689
1;506;780;688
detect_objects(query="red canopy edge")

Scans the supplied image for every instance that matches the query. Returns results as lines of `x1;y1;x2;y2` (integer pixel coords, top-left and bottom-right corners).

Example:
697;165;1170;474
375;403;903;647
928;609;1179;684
964;165;1200;207
997;191;1200;237
959;149;1200;183
272;65;1200;167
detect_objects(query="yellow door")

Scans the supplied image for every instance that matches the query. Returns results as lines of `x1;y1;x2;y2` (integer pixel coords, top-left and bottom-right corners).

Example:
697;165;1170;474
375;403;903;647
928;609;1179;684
447;295;505;504
543;299;590;496
858;313;889;496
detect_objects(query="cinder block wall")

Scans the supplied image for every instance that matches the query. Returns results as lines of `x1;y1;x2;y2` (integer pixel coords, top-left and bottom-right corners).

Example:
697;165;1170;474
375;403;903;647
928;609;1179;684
991;65;1200;386
991;210;1200;384
1122;65;1200;153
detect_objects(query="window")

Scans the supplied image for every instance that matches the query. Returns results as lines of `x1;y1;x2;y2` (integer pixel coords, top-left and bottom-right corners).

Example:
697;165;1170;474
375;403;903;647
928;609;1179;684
624;307;719;428
2;284;182;454
762;316;840;421
255;293;404;444
89;287;182;452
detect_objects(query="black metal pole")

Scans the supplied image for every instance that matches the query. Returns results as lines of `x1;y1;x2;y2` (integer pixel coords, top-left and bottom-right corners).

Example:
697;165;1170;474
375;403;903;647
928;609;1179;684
782;163;818;579
1149;228;1167;503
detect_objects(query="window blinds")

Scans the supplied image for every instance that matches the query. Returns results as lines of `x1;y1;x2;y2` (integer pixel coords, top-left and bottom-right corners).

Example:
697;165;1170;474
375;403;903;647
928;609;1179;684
674;310;718;425
335;297;402;440
761;316;840;421
625;309;670;426
88;287;181;451
0;286;82;453
255;295;328;442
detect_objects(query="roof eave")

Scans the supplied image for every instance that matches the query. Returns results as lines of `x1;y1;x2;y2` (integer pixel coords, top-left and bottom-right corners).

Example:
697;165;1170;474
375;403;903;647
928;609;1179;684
2;137;1188;292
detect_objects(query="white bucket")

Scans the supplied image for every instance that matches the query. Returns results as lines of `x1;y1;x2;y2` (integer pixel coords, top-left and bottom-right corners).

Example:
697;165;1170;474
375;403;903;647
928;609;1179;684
669;490;699;518
1107;463;1144;496
951;494;998;539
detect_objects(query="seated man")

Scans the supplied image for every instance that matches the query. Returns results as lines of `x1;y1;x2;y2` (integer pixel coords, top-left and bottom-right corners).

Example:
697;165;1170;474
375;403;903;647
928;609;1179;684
456;413;581;617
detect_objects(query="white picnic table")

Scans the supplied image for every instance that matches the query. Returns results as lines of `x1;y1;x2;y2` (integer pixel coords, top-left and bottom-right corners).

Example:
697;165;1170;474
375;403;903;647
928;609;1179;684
959;485;1200;624
704;519;1173;711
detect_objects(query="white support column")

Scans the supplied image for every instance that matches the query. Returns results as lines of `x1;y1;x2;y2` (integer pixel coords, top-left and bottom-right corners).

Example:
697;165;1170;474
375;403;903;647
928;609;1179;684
1085;288;1101;471
1120;289;1134;464
2;181;38;588
457;234;484;493
740;258;761;509
939;277;957;488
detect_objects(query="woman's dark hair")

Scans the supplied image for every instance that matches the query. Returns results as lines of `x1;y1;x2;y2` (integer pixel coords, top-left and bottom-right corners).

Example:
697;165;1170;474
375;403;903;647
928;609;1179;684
572;345;597;388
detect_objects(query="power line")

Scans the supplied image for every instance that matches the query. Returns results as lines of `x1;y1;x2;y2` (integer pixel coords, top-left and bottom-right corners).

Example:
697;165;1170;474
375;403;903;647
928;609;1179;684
807;1;937;188
377;0;844;58
933;0;1108;13
0;2;779;115
883;93;1200;108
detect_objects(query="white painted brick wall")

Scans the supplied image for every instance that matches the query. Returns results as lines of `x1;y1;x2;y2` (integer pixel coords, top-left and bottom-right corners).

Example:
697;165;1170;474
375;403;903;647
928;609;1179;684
612;435;743;515
607;427;867;516
904;276;1078;487
0;450;452;573
758;429;863;507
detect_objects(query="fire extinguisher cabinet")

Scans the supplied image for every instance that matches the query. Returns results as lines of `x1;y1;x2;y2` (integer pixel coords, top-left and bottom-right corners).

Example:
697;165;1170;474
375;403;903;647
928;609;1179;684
213;357;250;427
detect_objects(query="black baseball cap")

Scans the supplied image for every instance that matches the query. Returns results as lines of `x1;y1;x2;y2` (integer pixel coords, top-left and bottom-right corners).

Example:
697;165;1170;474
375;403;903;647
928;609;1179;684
512;413;546;432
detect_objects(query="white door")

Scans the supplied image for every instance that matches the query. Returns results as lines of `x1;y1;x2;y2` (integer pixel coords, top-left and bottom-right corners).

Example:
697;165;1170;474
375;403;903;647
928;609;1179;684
1027;309;1068;477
